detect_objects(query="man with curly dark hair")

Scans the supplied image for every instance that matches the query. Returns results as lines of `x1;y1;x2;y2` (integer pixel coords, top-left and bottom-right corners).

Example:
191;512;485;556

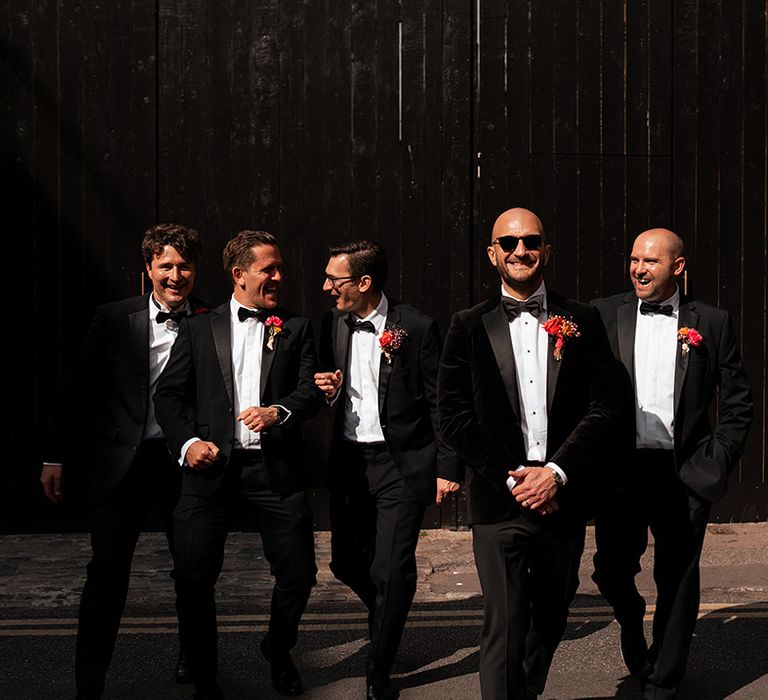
41;223;206;699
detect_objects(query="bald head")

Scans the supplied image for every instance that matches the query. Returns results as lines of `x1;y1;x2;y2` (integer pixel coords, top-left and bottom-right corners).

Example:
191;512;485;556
487;207;551;299
630;228;686;302
491;208;545;243
634;228;685;260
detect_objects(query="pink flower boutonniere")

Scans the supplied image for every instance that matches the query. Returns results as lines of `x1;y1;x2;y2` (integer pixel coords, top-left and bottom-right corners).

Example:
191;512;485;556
379;325;408;365
543;315;580;361
265;315;284;350
677;326;703;356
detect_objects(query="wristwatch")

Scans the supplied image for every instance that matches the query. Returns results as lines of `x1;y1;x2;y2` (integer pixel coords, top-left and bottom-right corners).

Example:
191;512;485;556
546;466;564;487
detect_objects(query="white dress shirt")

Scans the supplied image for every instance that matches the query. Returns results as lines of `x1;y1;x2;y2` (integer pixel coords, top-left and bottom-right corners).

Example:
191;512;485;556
634;289;679;449
230;297;265;449
143;294;190;440
342;294;388;443
501;282;567;490
180;296;268;464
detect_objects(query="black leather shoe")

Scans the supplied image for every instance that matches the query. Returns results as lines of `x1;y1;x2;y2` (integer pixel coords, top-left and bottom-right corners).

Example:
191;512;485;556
366;678;399;700
260;635;304;696
193;681;224;699
175;649;193;685
620;622;649;677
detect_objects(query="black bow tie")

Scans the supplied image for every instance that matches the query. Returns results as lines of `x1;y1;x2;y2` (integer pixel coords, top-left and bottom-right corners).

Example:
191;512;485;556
238;307;269;323
502;297;544;320
156;310;187;324
345;316;376;333
639;301;674;317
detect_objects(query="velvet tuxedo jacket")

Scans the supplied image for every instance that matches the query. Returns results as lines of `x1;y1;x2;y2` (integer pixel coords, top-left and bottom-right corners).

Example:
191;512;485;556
154;302;323;498
437;290;623;525
319;301;461;506
43;293;209;502
592;291;753;502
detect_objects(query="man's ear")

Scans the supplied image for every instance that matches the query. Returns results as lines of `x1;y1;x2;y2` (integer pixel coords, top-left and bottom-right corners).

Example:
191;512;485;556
358;275;373;293
672;257;686;278
487;245;497;267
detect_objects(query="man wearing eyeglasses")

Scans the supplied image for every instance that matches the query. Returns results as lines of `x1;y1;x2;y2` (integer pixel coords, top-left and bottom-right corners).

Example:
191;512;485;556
438;208;622;700
155;230;323;699
314;240;461;700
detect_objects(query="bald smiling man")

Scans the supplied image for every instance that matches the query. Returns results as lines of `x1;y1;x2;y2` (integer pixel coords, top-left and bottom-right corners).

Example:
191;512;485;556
591;228;753;700
438;208;622;700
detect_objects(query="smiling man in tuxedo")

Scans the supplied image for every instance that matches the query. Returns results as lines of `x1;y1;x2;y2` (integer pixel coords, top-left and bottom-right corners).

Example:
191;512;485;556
155;230;322;699
591;228;753;699
437;208;622;700
314;240;461;700
40;223;204;699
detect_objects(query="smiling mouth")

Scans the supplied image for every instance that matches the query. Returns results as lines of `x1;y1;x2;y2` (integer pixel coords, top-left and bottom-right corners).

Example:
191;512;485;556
635;278;651;287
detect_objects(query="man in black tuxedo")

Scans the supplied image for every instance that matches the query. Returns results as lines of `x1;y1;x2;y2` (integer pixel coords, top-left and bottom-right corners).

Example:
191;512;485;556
313;240;461;700
155;230;322;699
437;208;622;700
591;228;753;700
40;223;204;699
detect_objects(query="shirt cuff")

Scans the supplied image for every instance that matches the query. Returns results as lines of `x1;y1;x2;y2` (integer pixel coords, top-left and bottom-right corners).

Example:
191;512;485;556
506;465;525;491
545;462;568;485
180;437;202;466
272;404;292;424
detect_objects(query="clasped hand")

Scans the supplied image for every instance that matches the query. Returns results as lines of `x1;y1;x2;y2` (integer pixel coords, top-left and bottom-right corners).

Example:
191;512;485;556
508;466;559;516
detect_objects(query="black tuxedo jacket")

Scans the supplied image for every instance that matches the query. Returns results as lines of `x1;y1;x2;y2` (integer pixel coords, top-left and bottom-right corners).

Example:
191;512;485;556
44;293;208;502
592;291;753;502
438;291;622;525
154;302;323;497
319;301;461;506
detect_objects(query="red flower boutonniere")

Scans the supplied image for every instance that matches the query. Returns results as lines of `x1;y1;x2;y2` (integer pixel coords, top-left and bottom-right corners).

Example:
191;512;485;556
192;306;209;315
265;315;284;350
379;325;408;365
677;326;702;356
543;315;580;361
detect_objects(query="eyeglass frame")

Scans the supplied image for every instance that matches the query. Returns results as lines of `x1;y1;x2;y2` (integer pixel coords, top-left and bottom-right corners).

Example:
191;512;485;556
491;234;545;252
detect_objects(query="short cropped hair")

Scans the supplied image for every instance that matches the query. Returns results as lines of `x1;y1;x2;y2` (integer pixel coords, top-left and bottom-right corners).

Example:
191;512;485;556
141;223;201;265
222;230;278;274
328;240;388;292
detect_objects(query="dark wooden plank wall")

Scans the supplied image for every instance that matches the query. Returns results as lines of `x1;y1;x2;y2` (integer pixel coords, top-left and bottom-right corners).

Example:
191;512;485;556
2;0;765;530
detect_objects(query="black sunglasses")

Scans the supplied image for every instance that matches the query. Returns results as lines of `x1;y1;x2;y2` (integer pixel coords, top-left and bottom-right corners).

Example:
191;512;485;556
492;234;544;252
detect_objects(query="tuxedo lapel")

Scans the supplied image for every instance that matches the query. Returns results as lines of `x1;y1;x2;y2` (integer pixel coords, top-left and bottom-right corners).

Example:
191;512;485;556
128;299;150;410
482;302;521;424
675;301;699;415
545;295;565;413
259;321;278;399
617;293;637;390
335;312;351;379
377;303;400;419
211;307;234;406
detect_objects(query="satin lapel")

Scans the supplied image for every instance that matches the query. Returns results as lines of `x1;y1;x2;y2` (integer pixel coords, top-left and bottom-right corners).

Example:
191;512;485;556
545;297;564;413
335;313;351;380
617;294;637;391
260;321;277;400
128;304;150;410
674;302;699;415
377;304;400;418
482;303;521;424
212;308;234;406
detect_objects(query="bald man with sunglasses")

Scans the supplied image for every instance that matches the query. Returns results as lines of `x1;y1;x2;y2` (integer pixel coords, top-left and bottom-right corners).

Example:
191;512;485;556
438;208;622;700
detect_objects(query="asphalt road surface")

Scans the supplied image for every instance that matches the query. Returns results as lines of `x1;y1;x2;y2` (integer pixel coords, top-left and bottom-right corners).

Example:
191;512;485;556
2;596;767;699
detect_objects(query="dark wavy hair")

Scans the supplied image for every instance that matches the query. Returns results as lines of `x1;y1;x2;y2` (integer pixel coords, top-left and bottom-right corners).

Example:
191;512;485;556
141;223;202;265
328;240;388;292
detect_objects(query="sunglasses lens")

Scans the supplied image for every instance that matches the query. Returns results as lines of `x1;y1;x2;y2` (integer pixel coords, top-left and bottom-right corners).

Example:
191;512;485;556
522;235;542;249
496;235;542;251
